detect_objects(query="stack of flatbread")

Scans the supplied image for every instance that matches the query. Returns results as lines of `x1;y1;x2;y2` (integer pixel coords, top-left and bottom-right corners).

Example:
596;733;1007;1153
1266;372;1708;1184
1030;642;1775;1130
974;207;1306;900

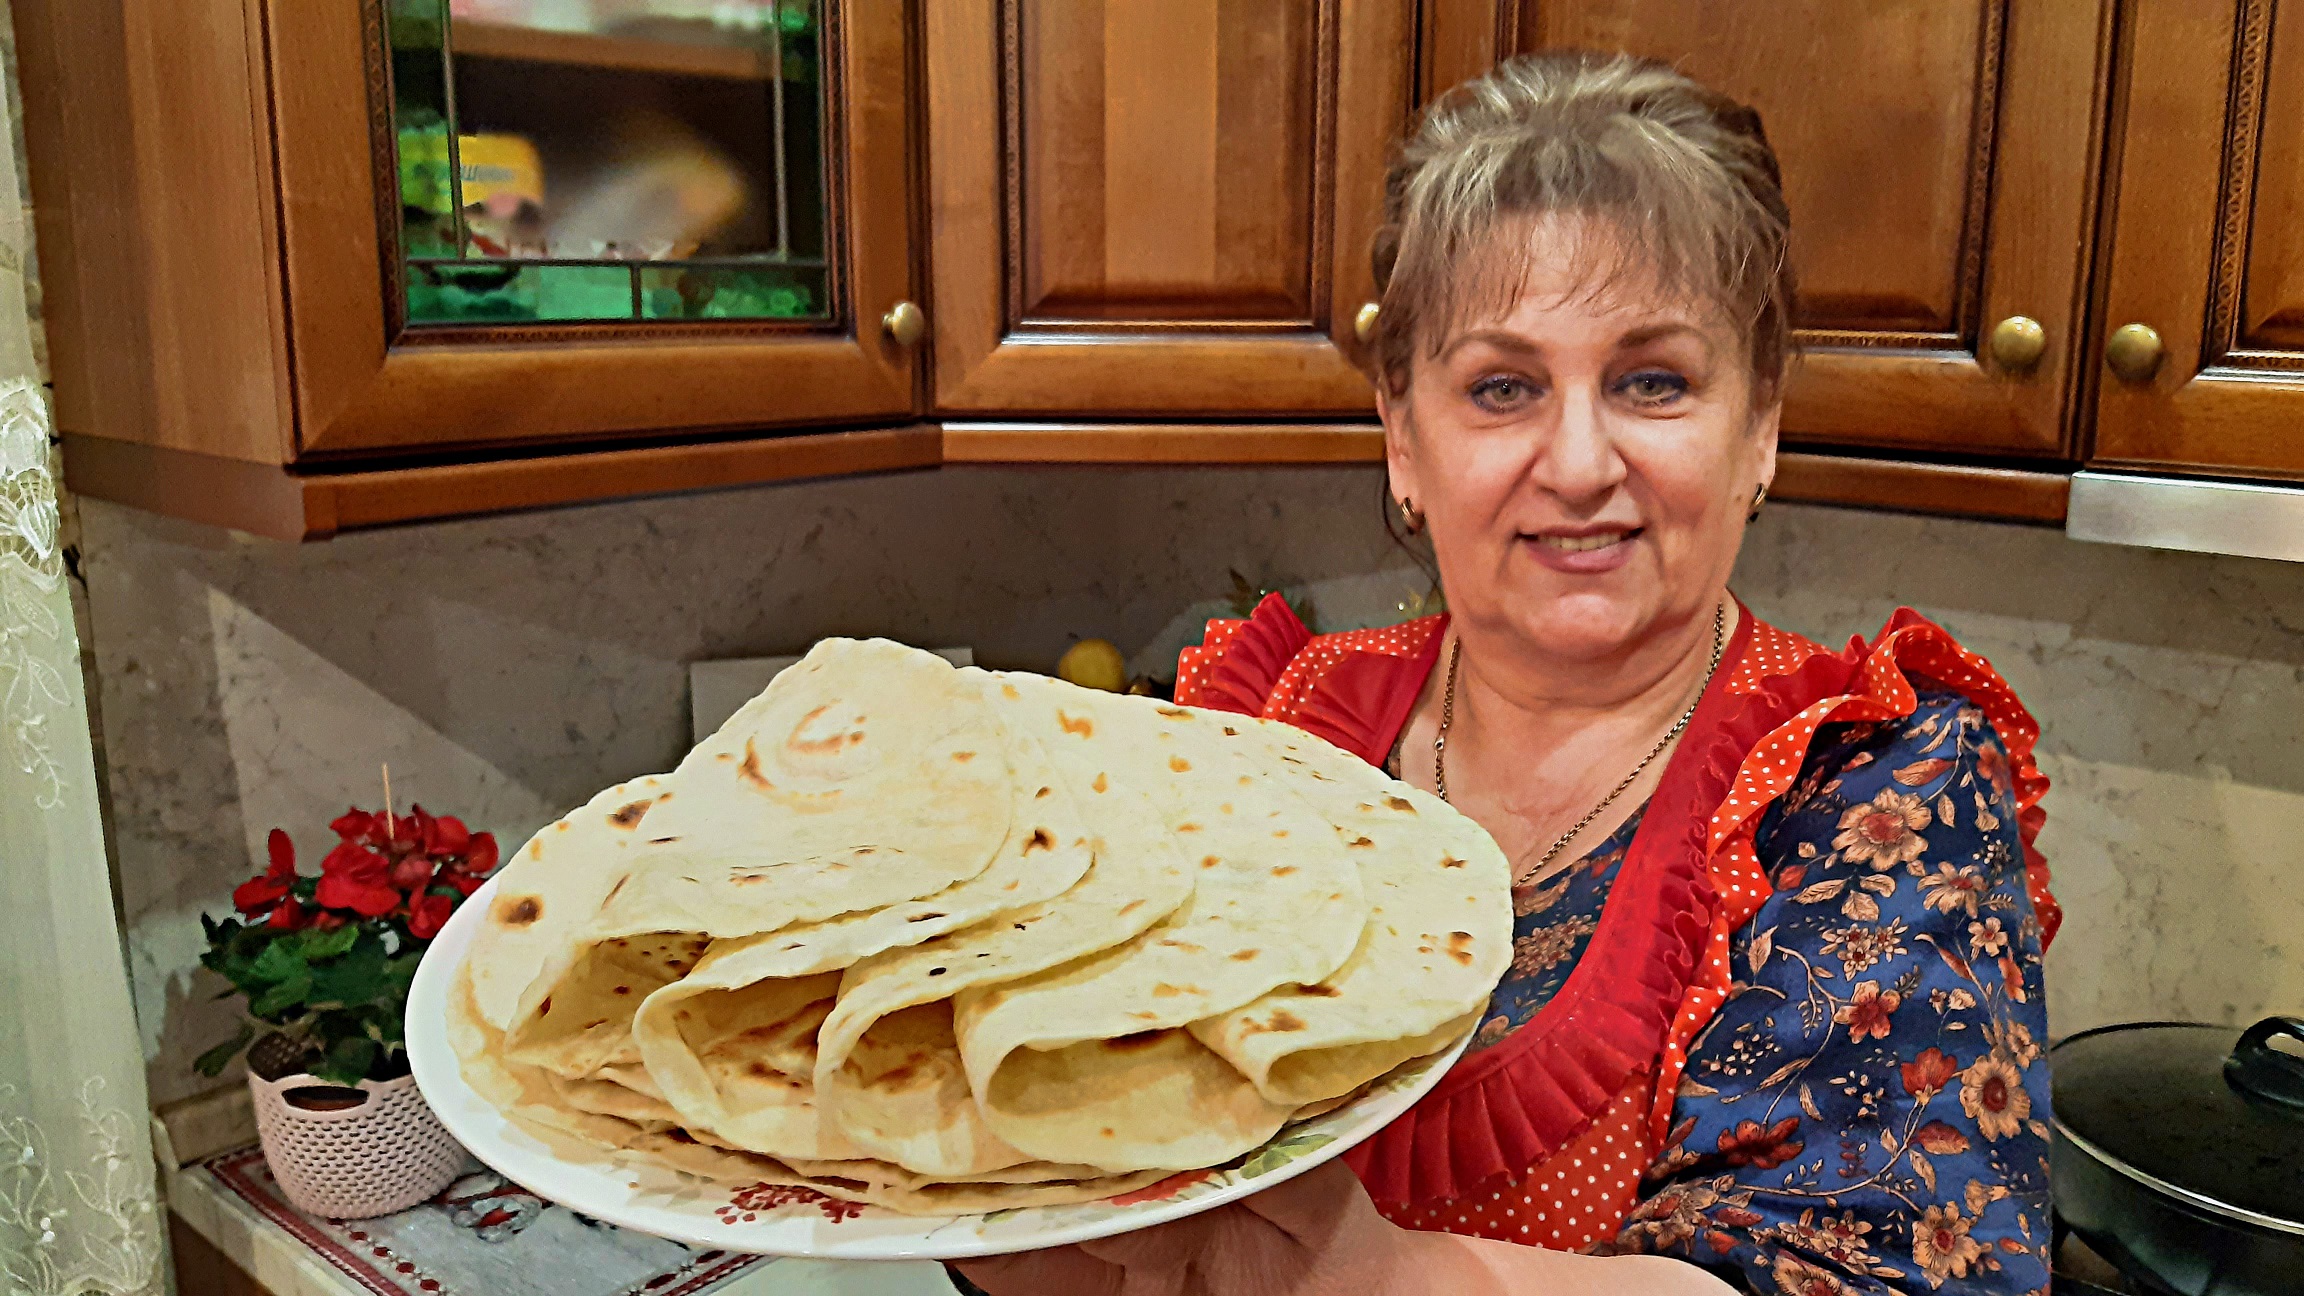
447;638;1510;1214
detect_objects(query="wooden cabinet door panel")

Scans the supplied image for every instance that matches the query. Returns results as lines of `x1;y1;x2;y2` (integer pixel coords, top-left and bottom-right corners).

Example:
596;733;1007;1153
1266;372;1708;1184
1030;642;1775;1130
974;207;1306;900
1491;0;2112;458
2094;0;2304;479
926;0;1414;416
267;1;918;458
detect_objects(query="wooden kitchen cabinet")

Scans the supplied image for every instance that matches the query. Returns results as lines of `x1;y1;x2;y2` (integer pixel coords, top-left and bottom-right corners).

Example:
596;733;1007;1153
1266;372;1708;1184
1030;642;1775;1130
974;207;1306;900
1428;0;2116;464
17;0;931;539
921;0;1415;419
2089;0;2304;481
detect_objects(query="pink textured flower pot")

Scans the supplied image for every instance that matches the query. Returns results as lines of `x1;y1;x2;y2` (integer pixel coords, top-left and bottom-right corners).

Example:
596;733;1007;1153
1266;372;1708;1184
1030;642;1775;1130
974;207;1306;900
247;1070;467;1219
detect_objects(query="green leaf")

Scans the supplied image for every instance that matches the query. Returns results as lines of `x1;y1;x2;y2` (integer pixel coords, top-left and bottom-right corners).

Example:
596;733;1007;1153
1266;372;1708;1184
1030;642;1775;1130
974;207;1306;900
193;1023;256;1077
309;936;389;1008
248;939;307;985
1240;1133;1333;1180
313;1035;379;1085
250;971;313;1018
301;922;361;961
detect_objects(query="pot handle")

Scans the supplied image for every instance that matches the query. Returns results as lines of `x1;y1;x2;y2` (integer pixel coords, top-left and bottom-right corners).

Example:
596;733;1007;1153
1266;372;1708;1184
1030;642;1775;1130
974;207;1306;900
2224;1016;2304;1113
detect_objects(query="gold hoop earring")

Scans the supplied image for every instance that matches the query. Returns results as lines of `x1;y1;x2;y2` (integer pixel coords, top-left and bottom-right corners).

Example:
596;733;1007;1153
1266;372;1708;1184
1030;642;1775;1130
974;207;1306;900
1748;482;1769;522
1396;496;1425;535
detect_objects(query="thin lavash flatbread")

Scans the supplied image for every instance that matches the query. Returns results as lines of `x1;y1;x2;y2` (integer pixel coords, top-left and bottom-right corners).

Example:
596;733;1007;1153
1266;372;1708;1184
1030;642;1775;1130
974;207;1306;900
630;693;1095;1159
451;969;1164;1215
950;679;1370;1171
813;677;1195;1177
589;639;1014;941
460;776;677;1037
1186;721;1511;1106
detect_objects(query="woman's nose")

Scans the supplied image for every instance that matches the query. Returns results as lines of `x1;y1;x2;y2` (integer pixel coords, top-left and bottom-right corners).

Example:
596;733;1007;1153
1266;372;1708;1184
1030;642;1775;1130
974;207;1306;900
1532;383;1627;504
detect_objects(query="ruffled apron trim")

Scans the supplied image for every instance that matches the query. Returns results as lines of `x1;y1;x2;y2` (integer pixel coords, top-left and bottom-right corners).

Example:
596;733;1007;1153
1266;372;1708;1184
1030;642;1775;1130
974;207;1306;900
1343;611;1760;1206
1645;609;2055;1146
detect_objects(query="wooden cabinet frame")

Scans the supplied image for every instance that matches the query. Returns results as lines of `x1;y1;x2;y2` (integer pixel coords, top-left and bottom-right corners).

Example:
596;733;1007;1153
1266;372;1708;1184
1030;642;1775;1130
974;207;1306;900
922;0;1414;416
2090;0;2304;481
1428;0;2119;461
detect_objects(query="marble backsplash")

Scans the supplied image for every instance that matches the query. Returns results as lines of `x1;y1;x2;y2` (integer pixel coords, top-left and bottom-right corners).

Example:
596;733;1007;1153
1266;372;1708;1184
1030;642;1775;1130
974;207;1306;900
76;465;2304;1107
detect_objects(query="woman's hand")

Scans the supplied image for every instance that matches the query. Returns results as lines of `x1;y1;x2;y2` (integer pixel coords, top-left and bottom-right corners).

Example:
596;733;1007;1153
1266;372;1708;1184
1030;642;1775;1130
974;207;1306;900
951;1160;1485;1296
953;1159;1743;1296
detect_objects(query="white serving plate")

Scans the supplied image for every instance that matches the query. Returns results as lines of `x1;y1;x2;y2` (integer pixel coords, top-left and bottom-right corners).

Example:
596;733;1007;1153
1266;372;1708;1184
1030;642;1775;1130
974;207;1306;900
406;871;1469;1260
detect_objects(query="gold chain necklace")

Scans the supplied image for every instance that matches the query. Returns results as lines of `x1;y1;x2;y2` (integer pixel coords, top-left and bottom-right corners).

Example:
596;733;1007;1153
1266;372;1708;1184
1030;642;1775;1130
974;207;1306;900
1435;601;1727;879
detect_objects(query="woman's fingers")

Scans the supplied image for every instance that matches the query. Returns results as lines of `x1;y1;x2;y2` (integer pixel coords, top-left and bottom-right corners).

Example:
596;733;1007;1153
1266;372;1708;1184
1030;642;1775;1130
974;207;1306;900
1235;1158;1379;1245
950;1246;1125;1296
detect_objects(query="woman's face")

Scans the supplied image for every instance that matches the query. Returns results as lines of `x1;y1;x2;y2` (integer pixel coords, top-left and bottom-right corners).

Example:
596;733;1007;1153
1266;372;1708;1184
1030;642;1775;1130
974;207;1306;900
1380;218;1779;668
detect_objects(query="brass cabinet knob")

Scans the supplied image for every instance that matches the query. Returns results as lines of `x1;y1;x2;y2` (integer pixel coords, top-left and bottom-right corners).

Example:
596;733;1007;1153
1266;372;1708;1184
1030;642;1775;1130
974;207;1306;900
1988;315;2047;371
2105;322;2164;382
881;300;926;347
1353;301;1381;343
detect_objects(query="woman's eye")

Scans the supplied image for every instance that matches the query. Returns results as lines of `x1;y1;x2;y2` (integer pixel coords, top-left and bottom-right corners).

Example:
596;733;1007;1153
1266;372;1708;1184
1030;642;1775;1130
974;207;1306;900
1468;376;1535;411
1617;370;1690;406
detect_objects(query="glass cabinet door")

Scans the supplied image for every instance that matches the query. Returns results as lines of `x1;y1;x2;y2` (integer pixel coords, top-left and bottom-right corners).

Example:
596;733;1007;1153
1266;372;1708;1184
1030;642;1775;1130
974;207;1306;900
268;0;916;456
388;0;831;326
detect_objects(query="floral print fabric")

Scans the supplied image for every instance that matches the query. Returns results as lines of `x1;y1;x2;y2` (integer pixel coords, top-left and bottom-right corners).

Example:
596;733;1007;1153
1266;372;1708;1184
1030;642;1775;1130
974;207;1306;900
1466;813;1639;1054
1613;689;2053;1294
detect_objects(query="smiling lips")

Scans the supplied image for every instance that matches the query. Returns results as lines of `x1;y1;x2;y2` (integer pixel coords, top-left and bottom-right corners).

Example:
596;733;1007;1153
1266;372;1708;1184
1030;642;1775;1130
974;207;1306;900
1523;526;1643;573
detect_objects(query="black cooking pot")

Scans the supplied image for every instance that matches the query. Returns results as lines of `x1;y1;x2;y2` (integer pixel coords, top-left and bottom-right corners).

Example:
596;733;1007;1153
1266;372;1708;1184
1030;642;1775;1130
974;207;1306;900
2052;1017;2304;1295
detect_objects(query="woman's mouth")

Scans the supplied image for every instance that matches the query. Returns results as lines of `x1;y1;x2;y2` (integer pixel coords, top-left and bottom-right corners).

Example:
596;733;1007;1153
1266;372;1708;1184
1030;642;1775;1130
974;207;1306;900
1522;527;1642;573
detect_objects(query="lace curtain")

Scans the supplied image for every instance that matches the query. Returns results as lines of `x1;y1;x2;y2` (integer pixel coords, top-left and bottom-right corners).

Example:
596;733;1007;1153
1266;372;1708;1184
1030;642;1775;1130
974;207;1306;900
0;13;167;1294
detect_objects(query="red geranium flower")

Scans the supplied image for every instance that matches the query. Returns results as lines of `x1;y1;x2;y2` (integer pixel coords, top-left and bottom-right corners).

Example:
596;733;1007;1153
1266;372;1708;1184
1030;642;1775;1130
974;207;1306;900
267;897;310;930
389;852;436;893
315;841;402;917
233;829;300;915
1901;1047;1961;1098
407;893;455;939
1716;1116;1804;1169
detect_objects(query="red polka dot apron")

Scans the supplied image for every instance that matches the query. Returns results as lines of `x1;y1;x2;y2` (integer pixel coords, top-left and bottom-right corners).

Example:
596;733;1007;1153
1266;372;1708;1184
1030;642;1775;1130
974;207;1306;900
1177;597;2055;1249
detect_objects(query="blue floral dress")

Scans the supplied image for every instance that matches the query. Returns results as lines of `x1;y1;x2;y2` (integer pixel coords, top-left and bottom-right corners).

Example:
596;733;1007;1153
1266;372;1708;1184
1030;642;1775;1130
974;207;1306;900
1473;690;2054;1295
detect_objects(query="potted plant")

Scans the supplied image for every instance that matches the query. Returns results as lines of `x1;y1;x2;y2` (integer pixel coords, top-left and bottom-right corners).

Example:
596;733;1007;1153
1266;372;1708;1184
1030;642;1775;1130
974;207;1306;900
198;804;499;1218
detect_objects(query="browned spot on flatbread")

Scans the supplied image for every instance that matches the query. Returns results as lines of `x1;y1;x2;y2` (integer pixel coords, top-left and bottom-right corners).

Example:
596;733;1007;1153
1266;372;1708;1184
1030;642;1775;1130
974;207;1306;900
1130;1011;1158;1021
1345;835;1375;849
737;739;768;787
601;874;630;907
554;822;570;833
494;895;543;927
1446;931;1476;965
1272;829;1289;839
1296;982;1343;997
1035;786;1052;799
1152;983;1203;998
715;752;733;763
1119;900;1146;916
527;840;544;860
1024;827;1056;853
613;985;631;996
1091;772;1109;794
1271;866;1298;877
747;1061;773;1077
1385;796;1416;813
1201;855;1221;869
1101;1127;1115;1137
1168;756;1191;772
1231;949;1259;961
1002;683;1021;700
1267;1011;1306;1032
952;751;977;762
1157;706;1190;718
1238;774;1252;786
538;996;553;1015
1440;855;1467;869
1058;710;1095;737
1177;822;1202;833
1223;726;1238;736
1157;938;1203;953
907;912;948;922
608;798;656;829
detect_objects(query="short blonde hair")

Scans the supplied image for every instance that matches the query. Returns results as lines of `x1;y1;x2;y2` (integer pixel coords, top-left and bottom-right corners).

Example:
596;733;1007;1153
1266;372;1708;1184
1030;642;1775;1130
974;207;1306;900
1369;51;1795;398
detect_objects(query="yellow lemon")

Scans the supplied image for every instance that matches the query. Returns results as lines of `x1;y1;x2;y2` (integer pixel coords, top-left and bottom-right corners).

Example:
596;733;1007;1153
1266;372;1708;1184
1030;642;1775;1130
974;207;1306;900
1056;638;1128;692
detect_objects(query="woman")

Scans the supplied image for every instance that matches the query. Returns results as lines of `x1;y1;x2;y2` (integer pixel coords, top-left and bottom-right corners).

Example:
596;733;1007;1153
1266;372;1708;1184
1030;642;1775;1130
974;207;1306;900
962;51;2054;1296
